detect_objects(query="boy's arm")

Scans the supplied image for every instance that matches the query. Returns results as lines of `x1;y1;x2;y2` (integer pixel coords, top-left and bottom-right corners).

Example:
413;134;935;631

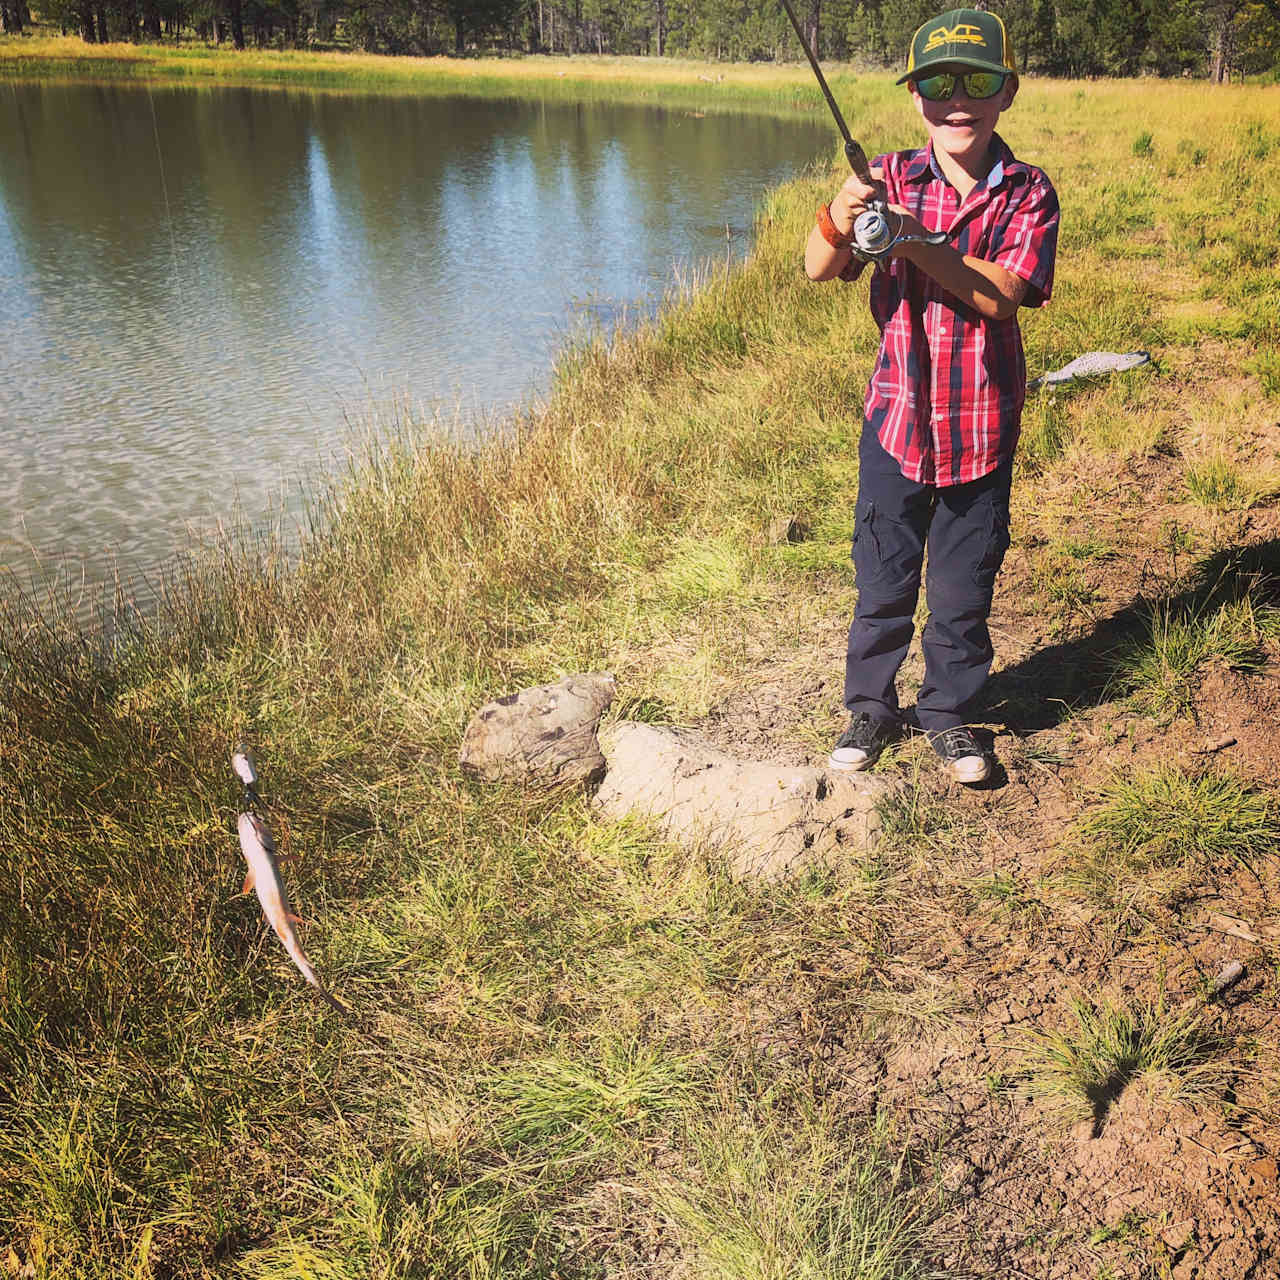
889;178;1059;319
890;218;1027;319
805;217;857;282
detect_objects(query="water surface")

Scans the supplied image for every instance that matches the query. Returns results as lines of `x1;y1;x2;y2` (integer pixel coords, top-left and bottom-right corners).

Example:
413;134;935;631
0;81;829;612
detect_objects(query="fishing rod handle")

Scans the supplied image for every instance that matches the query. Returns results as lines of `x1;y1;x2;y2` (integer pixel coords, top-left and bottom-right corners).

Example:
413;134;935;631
843;139;877;188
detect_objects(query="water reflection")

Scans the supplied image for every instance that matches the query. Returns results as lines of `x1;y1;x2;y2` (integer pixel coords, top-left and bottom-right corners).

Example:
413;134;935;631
0;82;828;610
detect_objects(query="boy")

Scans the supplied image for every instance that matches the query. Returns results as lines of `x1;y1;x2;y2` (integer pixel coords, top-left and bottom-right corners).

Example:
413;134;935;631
804;8;1059;784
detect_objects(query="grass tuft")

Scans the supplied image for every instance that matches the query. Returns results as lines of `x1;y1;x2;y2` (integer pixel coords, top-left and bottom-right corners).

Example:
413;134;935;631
1066;764;1279;914
647;1111;933;1280
1184;454;1259;508
487;1044;694;1157
1110;591;1280;718
659;536;752;606
1020;993;1230;1129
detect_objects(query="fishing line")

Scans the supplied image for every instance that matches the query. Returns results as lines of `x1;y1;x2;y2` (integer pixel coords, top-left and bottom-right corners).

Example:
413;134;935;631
148;86;184;307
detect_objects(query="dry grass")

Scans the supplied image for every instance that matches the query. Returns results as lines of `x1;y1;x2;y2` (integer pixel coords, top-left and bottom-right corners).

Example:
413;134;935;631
2;63;1280;1278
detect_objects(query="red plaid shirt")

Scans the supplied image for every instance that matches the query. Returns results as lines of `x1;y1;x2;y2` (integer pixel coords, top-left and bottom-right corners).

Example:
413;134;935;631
842;134;1059;486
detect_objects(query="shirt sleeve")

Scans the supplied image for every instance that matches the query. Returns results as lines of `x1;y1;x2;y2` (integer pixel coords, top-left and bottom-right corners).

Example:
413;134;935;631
992;172;1059;308
838;256;867;283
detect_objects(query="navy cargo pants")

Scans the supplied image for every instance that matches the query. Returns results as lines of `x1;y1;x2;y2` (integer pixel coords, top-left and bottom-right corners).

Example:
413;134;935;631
845;424;1012;734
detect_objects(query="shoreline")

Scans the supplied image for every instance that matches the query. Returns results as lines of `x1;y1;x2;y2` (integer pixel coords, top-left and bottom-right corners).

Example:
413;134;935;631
0;38;851;117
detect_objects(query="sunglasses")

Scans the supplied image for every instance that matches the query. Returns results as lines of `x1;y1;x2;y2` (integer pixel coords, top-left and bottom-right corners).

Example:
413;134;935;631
914;70;1008;102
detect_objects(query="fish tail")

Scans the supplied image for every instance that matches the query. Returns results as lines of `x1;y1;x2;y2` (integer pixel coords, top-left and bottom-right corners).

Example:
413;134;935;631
316;984;351;1015
285;938;350;1015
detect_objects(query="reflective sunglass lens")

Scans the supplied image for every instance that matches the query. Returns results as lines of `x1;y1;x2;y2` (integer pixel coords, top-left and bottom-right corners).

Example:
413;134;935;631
914;71;1006;101
917;74;955;101
964;72;1005;98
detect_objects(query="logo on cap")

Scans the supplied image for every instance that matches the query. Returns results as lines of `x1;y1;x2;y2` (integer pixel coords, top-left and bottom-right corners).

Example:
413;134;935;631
921;22;987;51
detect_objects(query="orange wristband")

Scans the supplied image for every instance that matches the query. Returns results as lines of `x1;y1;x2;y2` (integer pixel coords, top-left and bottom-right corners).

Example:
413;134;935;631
816;202;854;250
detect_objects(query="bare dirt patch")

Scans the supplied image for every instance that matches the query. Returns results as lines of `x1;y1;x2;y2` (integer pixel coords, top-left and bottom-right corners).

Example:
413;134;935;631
686;439;1280;1278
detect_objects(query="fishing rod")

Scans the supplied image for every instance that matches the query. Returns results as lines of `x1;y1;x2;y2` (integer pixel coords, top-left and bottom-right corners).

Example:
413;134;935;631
777;0;949;268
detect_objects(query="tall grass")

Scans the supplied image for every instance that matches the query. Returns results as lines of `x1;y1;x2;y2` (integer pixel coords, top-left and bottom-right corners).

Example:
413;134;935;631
2;66;1280;1275
1066;765;1279;917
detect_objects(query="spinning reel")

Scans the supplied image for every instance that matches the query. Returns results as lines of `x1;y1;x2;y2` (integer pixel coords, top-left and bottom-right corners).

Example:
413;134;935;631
840;140;950;268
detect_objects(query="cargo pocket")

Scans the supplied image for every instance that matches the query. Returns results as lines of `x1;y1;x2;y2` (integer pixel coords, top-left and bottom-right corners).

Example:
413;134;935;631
972;503;1011;590
851;501;882;587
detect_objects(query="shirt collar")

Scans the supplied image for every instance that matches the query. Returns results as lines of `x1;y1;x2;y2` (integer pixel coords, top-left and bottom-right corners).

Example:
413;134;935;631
903;133;1016;191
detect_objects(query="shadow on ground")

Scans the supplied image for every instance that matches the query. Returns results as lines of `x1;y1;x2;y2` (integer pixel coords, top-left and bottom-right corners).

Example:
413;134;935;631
983;538;1280;732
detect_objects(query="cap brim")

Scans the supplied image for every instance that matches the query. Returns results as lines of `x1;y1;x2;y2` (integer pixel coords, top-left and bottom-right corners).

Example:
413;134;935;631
896;56;1012;84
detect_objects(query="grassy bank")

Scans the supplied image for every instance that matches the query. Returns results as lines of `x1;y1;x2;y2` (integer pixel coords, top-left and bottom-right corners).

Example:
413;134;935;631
3;73;1280;1278
0;36;844;115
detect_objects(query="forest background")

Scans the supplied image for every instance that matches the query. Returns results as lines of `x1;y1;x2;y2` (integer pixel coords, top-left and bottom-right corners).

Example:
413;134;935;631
3;0;1279;88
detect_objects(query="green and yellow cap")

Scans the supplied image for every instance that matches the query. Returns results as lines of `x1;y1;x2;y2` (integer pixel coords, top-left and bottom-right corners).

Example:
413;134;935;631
896;8;1017;85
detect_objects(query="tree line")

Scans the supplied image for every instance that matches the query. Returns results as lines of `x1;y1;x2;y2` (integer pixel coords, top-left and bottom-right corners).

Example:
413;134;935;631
8;0;1279;80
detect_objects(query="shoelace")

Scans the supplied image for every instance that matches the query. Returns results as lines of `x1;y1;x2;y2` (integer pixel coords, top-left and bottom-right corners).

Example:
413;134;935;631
936;728;982;757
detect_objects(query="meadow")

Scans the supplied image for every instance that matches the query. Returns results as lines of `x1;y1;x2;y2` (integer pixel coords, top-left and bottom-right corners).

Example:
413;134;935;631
2;48;1280;1278
0;36;852;114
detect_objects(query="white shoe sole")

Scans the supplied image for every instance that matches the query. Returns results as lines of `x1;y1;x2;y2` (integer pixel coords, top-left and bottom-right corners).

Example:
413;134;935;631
828;749;874;772
946;754;991;784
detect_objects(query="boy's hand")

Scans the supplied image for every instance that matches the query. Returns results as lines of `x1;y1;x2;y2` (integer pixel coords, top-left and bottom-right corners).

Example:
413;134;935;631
886;206;932;254
829;166;886;236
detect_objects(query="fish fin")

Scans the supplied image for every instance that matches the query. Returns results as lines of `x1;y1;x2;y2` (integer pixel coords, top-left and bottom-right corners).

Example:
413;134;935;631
285;912;306;926
241;869;256;895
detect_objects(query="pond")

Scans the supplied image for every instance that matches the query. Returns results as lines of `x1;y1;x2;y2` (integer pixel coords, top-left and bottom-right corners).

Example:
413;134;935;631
0;80;829;615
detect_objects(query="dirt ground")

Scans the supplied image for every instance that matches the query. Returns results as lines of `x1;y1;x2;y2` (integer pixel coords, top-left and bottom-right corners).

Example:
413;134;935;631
690;436;1280;1279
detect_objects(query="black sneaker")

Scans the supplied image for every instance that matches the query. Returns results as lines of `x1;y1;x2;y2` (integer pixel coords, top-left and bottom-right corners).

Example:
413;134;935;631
828;713;899;772
929;726;992;784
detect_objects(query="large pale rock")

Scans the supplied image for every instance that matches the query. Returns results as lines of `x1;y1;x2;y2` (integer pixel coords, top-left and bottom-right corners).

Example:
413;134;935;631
595;721;896;880
460;673;616;786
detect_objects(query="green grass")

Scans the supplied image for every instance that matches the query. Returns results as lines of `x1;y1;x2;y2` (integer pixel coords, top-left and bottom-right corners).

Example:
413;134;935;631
1056;534;1113;561
1020;993;1230;1129
3;63;1280;1276
1030;555;1101;636
1111;592;1280;718
0;36;861;120
646;1110;932;1280
1067;764;1279;915
1184;454;1263;508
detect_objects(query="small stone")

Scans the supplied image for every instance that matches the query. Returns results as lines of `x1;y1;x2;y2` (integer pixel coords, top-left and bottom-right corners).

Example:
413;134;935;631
763;514;809;545
940;1159;976;1197
1160;1218;1196;1249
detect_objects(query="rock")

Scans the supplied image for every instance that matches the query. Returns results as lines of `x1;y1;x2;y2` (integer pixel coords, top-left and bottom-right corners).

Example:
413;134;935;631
763;514;809;545
594;721;896;881
940;1159;977;1197
460;673;616;786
